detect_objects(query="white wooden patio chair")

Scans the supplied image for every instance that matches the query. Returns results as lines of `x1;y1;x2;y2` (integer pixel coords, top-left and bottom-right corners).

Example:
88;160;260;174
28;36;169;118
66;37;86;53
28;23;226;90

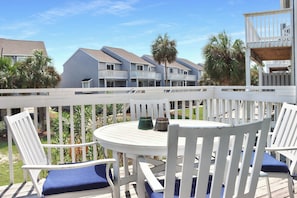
5;111;116;198
137;118;270;198
261;102;297;198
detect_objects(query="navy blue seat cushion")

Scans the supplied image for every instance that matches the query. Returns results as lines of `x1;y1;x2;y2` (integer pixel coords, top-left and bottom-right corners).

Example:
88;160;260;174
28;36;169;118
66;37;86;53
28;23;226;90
43;164;111;195
145;176;224;198
261;152;289;173
251;152;289;173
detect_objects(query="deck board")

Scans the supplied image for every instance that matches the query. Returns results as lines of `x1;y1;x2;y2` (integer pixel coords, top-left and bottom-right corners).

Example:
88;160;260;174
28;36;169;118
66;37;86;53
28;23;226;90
1;170;296;198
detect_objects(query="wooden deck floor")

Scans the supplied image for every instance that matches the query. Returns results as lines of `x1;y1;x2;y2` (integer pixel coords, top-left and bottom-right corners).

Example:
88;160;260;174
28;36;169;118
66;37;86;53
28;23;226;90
1;173;296;197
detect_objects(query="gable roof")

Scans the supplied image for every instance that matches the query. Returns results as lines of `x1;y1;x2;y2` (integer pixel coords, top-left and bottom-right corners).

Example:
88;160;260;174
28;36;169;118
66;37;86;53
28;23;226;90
143;55;190;70
168;61;191;70
177;58;204;70
103;46;151;65
80;48;121;64
0;38;47;56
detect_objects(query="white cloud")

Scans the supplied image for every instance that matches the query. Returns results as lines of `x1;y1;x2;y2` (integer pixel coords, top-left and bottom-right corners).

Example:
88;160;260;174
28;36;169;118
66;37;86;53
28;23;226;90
36;0;138;22
0;0;140;39
120;20;152;26
178;35;209;46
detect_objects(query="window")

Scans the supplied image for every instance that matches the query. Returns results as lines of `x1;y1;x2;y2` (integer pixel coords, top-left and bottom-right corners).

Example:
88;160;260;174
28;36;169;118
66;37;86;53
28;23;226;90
137;65;144;71
107;64;114;70
107;81;114;87
16;56;27;62
81;78;92;88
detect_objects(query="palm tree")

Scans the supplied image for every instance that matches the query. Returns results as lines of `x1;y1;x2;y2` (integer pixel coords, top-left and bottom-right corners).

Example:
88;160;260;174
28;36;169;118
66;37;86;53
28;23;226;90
151;33;177;86
250;65;260;86
16;50;60;88
203;31;245;85
0;57;17;89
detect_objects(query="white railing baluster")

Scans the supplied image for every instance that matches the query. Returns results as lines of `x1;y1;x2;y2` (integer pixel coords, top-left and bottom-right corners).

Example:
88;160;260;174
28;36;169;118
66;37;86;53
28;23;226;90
189;101;193;119
58;106;64;163
46;107;52;163
70;105;75;162
112;104;117;123
92;104;97;160
7;108;14;183
103;104;107;125
81;105;86;161
181;100;186;119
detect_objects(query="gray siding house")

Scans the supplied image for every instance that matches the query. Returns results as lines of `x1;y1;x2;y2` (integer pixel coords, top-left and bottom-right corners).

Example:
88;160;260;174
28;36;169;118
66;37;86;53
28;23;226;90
60;48;123;88
176;58;204;84
60;46;202;88
142;55;199;86
102;46;161;87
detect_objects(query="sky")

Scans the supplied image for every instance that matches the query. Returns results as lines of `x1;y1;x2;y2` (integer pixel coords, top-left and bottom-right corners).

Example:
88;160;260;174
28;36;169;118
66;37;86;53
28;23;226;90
1;0;280;74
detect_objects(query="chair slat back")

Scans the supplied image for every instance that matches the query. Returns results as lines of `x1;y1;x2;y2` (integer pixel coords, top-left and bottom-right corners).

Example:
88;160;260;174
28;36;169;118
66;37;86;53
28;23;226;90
5;111;48;181
130;99;170;120
271;102;297;173
164;118;270;198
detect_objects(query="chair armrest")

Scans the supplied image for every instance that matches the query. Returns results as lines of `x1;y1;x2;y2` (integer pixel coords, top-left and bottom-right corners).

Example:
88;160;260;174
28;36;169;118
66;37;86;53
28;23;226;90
138;156;164;192
22;158;116;170
42;141;97;148
265;146;297;152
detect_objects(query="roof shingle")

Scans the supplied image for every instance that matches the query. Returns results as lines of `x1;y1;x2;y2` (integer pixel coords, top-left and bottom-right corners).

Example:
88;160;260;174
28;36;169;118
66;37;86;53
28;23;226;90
178;58;204;70
80;48;121;64
103;46;150;65
143;55;190;70
0;38;47;56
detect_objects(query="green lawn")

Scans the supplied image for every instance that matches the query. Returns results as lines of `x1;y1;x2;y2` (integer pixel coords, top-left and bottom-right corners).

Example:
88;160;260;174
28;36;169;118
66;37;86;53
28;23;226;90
175;106;203;120
0;141;24;186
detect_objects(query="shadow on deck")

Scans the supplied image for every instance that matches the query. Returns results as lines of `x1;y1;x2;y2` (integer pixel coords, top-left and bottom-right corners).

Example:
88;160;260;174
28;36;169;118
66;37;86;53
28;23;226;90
1;174;296;197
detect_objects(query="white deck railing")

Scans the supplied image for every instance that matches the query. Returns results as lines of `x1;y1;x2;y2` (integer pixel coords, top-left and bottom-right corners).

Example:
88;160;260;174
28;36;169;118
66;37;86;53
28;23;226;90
1;86;296;184
98;70;129;79
245;9;292;46
262;73;291;85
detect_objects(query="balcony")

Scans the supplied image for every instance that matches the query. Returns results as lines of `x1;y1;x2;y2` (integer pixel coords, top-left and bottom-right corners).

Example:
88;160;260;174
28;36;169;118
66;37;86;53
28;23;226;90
244;9;292;61
168;73;197;81
98;70;128;79
130;70;162;80
0;86;296;197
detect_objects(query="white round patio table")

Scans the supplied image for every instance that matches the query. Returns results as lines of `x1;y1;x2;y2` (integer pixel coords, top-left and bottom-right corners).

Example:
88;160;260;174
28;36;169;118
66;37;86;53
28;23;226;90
93;119;229;198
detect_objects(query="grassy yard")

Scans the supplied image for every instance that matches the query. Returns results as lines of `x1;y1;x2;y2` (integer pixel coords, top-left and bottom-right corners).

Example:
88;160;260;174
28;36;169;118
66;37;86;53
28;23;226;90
175;106;203;120
0;141;24;186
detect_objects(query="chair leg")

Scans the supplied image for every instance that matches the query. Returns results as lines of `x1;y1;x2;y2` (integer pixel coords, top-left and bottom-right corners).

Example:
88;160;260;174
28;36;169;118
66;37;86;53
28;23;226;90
259;171;271;198
265;176;272;198
287;175;294;198
123;153;130;192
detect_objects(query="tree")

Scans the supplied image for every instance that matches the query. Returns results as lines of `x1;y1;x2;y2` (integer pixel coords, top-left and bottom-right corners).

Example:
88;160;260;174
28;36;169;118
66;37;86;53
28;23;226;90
198;73;219;86
250;64;260;86
203;31;245;85
0;50;61;131
151;33;177;86
0;57;17;89
15;50;61;88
